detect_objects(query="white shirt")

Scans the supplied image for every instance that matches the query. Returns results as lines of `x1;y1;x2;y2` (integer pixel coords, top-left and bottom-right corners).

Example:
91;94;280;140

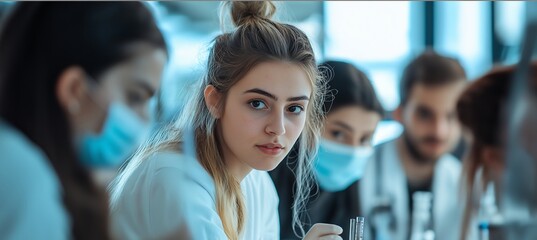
110;151;279;240
359;140;462;240
0;121;70;240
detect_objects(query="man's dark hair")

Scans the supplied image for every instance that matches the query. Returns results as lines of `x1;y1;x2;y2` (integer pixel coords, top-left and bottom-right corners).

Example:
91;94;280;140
400;50;466;106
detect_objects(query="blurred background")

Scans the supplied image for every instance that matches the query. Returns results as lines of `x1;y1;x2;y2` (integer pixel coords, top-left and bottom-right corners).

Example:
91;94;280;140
0;1;532;144
1;1;537;239
147;1;526;116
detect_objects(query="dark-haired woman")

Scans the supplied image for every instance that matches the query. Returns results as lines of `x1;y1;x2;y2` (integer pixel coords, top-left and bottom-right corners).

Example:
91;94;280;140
270;60;385;239
0;2;167;239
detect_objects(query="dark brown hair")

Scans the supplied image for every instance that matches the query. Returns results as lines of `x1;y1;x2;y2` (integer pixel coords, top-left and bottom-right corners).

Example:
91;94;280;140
320;60;384;117
400;50;467;105
0;3;166;239
456;64;537;239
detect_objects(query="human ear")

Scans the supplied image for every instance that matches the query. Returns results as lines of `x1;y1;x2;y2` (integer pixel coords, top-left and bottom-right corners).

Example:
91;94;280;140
204;85;223;119
56;66;87;115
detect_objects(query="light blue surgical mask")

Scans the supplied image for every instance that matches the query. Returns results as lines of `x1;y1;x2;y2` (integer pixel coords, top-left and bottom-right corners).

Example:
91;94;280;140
314;138;374;192
78;102;150;167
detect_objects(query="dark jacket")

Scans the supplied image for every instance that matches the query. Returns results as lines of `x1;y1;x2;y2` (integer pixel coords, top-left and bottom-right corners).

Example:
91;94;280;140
269;146;362;240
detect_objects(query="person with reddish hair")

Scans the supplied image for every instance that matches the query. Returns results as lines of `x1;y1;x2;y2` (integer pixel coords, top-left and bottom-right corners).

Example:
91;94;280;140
457;63;537;239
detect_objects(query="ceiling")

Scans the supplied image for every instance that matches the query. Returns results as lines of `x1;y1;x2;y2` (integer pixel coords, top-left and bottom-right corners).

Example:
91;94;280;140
157;1;322;22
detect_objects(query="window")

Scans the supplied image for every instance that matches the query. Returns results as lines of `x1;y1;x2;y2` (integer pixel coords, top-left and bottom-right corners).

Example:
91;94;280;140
324;1;421;111
435;1;492;79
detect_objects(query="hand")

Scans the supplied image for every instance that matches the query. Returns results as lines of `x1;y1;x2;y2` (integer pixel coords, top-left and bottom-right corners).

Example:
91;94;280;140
303;223;343;240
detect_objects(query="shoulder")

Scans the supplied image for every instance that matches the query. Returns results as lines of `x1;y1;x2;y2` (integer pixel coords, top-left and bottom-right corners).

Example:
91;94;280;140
111;151;216;212
111;151;225;239
0;121;69;239
375;139;395;154
145;151;216;197
120;151;217;208
147;152;227;239
0;121;61;196
147;153;216;205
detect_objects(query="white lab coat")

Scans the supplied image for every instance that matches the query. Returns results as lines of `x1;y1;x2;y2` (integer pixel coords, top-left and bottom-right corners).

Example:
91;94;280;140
110;151;280;240
360;140;462;240
0;121;70;240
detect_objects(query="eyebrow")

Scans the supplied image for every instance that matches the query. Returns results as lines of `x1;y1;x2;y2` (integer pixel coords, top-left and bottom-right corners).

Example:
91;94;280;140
331;120;354;133
416;104;434;111
362;131;374;137
244;88;309;102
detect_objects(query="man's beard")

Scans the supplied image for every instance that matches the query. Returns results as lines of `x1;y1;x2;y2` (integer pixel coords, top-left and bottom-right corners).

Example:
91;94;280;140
402;131;442;165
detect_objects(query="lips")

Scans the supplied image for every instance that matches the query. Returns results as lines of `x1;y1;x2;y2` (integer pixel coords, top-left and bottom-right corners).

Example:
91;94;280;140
256;143;284;155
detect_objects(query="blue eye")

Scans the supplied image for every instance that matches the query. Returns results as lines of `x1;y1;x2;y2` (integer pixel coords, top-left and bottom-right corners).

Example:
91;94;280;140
249;100;267;110
288;105;304;114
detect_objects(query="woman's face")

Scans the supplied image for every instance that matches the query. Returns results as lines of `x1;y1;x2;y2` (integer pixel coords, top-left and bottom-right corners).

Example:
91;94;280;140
322;106;381;147
76;46;167;134
218;61;312;175
93;47;167;121
58;45;166;167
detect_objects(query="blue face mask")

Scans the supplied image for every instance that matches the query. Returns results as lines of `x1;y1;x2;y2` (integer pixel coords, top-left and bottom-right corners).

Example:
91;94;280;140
78;102;149;167
314;138;374;192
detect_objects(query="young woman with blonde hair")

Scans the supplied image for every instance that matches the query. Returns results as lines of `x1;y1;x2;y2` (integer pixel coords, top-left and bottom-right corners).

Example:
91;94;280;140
110;1;342;239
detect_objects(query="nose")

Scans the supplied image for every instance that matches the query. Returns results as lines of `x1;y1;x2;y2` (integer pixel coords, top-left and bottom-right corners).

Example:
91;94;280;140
351;138;362;147
352;139;371;147
265;109;286;136
433;117;450;138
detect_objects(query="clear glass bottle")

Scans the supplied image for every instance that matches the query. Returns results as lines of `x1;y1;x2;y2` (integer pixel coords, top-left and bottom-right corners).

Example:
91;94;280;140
477;182;504;240
349;216;365;240
410;191;435;240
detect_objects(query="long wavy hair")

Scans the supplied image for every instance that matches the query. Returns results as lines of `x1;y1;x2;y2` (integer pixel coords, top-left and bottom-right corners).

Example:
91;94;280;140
111;1;326;239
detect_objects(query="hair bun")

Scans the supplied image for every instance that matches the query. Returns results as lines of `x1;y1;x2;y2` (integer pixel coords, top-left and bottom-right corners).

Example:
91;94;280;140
230;1;276;27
